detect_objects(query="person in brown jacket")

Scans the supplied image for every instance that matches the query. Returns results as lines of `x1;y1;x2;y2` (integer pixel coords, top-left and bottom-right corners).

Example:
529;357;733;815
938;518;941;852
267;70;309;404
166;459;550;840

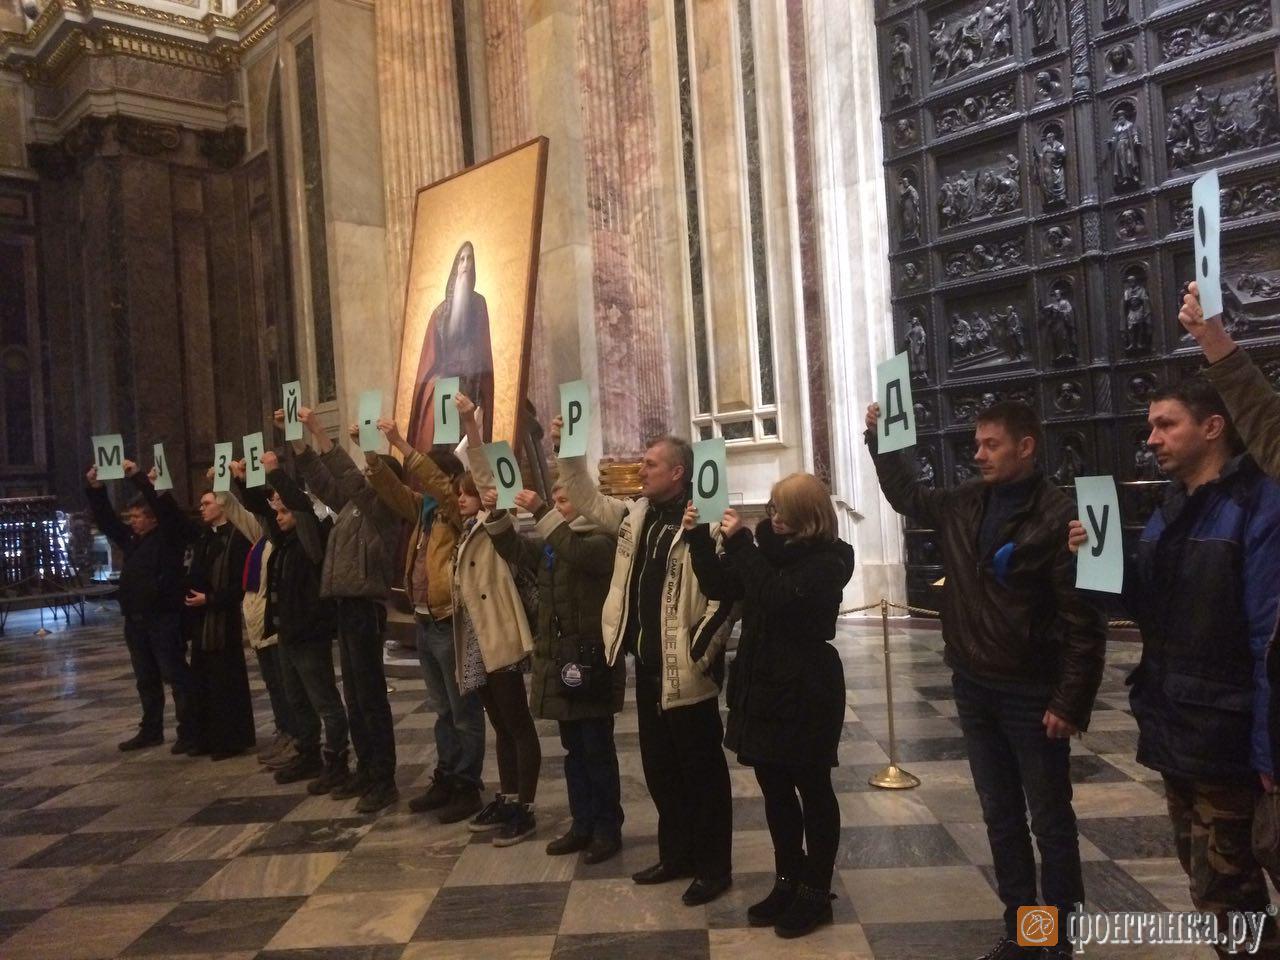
365;417;486;825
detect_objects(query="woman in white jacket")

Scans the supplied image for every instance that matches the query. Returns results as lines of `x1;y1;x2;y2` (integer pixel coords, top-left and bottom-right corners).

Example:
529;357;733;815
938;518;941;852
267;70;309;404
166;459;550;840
214;462;295;766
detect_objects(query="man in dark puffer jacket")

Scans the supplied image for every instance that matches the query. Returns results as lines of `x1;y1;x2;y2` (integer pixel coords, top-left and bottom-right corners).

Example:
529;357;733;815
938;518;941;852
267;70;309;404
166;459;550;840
866;399;1105;960
1071;378;1280;955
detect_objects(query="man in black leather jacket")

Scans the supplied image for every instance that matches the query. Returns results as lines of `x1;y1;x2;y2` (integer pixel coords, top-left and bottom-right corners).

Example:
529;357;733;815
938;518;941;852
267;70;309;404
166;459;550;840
867;400;1106;960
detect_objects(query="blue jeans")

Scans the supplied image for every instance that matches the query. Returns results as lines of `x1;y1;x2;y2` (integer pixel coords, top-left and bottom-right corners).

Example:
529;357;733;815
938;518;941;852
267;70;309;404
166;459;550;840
256;644;295;738
561;715;623;839
279;638;348;755
952;669;1084;937
417;614;485;787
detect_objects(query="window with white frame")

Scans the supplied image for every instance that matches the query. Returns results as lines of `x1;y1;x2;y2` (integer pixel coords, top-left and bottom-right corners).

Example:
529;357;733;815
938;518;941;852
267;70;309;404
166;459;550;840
674;0;780;446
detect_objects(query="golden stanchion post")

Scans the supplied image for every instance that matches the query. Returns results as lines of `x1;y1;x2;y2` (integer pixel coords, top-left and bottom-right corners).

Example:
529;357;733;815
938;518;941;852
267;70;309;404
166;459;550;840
869;598;920;790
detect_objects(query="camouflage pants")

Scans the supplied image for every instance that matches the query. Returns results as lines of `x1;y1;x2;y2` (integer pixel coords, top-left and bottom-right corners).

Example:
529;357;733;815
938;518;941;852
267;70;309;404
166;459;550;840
1164;775;1280;958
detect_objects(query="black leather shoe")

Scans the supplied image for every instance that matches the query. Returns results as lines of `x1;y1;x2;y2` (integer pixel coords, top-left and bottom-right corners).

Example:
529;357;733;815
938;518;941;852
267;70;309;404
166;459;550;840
975;939;1035;960
682;874;732;906
546;830;591;856
118;731;163;752
582;833;622;865
632;861;693;885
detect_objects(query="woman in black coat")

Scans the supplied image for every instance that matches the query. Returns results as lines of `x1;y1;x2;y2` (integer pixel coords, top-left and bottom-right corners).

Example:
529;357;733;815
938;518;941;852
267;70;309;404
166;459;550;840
183;489;256;760
686;472;854;939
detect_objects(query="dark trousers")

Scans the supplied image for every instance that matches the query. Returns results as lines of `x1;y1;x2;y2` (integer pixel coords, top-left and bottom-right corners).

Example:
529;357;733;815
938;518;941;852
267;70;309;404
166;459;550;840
561;715;624;839
417;615;485;786
635;669;733;880
754;762;841;891
255;644;295;737
476;670;541;803
953;670;1083;937
279;638;348;755
123;611;194;742
334;598;396;782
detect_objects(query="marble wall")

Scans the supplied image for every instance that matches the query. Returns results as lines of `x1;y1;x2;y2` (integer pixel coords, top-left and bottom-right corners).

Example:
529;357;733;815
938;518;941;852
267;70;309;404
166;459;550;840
804;0;906;605
32;116;280;502
272;0;391;437
6;0;905;612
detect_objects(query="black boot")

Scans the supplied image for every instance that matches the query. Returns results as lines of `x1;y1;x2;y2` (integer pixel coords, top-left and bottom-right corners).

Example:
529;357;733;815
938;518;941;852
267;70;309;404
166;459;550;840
307;748;350;795
747;875;797;927
330;766;373;800
409;768;453;813
774;883;834;939
356;778;400;814
274;747;323;784
436;778;483;824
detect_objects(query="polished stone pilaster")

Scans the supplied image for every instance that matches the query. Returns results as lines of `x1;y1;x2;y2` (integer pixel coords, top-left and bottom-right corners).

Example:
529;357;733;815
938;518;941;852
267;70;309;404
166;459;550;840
805;0;904;606
689;0;753;415
374;0;465;338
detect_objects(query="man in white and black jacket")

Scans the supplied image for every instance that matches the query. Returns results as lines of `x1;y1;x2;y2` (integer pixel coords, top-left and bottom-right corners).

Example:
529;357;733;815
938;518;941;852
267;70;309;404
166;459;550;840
553;417;737;907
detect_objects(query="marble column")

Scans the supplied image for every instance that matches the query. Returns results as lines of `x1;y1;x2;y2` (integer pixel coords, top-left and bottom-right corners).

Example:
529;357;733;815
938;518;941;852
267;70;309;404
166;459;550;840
374;0;465;347
579;0;673;455
519;0;588;451
485;0;532;155
805;0;904;608
689;0;753;415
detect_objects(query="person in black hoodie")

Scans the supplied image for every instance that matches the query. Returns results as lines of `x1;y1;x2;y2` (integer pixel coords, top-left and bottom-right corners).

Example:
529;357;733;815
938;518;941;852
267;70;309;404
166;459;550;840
686;473;854;939
184;483;256;759
86;460;197;753
239;451;350;793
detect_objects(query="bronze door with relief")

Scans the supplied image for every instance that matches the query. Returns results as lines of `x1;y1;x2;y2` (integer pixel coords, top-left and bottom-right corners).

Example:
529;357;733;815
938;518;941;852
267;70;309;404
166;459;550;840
876;0;1280;606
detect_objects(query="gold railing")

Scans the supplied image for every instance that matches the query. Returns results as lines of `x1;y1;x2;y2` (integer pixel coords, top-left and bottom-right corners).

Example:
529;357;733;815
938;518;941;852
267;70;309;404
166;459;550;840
842;598;1137;792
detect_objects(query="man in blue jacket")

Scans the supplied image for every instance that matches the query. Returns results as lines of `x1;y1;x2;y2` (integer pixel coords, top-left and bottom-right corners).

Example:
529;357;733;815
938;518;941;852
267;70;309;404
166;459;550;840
1074;377;1280;946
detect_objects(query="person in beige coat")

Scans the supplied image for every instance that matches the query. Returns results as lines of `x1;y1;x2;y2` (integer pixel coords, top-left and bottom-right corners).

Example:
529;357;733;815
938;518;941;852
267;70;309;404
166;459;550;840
450;392;540;847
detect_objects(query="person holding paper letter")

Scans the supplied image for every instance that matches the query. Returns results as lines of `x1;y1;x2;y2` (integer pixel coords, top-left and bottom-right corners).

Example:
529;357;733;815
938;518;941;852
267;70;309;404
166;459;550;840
485;482;627;865
684;476;854;938
1068;378;1280;949
183;484;256;760
241;451;352;796
213;461;297;769
552;416;736;907
1180;281;1280;479
286;405;404;813
365;414;487;825
86;460;197;753
865;400;1105;960
450;394;541;847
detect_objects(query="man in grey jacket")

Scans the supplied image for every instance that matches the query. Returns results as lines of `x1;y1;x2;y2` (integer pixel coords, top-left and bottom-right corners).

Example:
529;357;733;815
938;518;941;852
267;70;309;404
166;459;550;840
284;405;404;813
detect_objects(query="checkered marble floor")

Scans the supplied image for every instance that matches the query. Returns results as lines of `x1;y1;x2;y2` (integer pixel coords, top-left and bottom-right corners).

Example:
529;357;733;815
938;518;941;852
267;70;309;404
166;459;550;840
0;607;1220;959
